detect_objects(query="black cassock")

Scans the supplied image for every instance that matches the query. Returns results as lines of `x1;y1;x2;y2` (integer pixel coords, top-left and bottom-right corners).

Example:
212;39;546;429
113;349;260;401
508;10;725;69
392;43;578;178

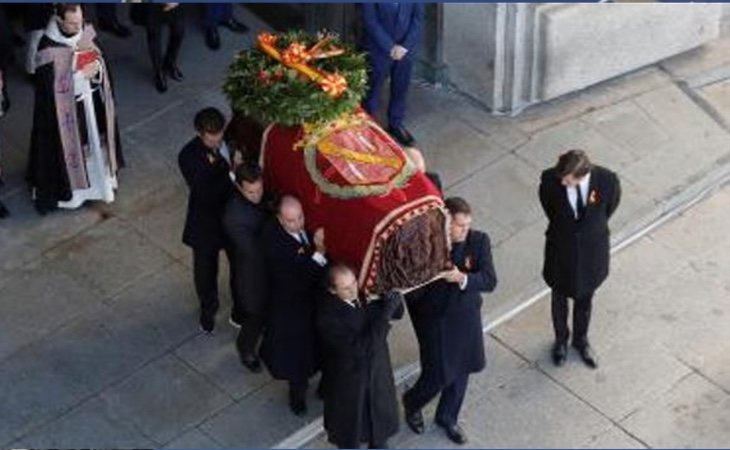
317;291;404;448
407;229;497;385
27;35;123;210
259;220;325;383
539;165;621;298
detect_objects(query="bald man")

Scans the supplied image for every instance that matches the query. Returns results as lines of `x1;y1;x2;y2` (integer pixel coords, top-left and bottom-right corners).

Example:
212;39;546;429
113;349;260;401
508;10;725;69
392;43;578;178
259;195;328;416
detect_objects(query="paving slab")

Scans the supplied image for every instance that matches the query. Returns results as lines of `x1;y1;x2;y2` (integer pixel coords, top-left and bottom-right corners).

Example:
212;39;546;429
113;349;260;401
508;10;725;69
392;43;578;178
174;325;270;401
697;79;730;128
16;395;159;448
0;259;101;361
408;112;508;189
488;220;546;314
199;381;322;447
105;262;200;352
459;366;612;448
43;217;174;299
116;181;192;266
621;373;730;448
0;341;95;446
164;427;223;449
659;37;730;82
448;154;543;236
100;354;233;445
514;66;672;134
578;425;646;449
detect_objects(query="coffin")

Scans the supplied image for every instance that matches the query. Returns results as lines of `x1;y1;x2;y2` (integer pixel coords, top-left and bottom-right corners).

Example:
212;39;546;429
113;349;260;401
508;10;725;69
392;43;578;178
248;111;451;295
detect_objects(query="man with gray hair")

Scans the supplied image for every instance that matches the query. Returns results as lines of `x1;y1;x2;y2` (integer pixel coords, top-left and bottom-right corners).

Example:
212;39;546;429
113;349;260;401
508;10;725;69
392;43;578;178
539;149;621;369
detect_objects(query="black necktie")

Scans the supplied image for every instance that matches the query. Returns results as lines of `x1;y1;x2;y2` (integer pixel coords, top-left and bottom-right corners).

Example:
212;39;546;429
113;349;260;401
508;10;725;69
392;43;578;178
576;186;586;220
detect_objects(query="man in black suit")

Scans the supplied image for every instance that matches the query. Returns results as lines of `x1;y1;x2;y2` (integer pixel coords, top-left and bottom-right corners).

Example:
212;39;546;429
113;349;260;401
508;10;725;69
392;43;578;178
222;164;268;373
260;195;327;416
539;149;621;369
178;107;236;334
403;197;497;445
317;264;403;449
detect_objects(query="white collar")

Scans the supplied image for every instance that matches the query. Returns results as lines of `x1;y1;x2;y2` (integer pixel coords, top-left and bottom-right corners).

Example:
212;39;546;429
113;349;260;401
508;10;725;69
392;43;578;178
45;17;83;49
579;172;591;190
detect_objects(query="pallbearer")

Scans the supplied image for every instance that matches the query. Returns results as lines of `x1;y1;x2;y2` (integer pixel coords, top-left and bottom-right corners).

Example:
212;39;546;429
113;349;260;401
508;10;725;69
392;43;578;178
317;264;403;449
403;197;497;445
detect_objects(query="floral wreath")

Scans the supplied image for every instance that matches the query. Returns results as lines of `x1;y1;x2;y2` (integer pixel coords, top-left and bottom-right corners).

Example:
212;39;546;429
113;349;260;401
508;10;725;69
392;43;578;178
224;30;368;126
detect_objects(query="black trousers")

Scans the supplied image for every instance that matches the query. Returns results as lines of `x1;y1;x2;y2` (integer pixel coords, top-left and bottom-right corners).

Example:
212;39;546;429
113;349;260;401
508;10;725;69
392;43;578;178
145;6;185;71
289;379;309;402
236;313;264;356
551;290;594;348
192;245;237;320
403;371;469;427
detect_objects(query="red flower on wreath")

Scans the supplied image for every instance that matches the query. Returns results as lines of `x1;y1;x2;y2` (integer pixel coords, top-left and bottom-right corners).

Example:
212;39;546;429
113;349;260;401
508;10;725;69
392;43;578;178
257;70;270;84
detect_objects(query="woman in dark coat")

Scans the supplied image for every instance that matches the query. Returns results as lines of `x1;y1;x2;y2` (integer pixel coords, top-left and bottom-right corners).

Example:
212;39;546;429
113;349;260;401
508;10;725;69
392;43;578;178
317;265;404;449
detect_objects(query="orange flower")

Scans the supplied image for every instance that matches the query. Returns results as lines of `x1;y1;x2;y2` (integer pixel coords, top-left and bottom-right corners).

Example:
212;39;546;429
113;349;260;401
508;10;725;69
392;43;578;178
282;42;312;65
257;32;278;47
320;72;348;98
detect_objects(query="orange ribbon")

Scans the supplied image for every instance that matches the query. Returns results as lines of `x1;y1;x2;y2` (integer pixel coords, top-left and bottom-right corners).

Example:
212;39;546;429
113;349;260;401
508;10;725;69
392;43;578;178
257;32;348;98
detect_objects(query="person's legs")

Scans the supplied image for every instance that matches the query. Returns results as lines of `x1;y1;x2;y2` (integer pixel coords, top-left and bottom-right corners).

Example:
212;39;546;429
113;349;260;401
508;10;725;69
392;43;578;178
572;292;594;349
164;8;186;72
193;247;220;332
289;379;309;415
551;290;570;344
434;373;469;427
362;53;390;119
403;369;443;415
387;57;414;129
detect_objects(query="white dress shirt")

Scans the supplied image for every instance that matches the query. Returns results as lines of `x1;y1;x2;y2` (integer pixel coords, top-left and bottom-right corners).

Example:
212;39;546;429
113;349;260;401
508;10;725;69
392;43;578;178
566;172;591;219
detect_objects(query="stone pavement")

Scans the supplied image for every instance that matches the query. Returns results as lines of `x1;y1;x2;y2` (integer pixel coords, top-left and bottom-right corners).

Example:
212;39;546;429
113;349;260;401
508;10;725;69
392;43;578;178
0;6;729;448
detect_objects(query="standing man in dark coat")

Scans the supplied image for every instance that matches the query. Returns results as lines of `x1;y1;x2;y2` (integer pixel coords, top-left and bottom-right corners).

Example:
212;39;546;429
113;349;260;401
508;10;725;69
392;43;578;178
222;163;268;373
403;197;497;445
539;149;621;368
361;3;424;146
178;107;236;334
260;195;327;416
317;264;404;449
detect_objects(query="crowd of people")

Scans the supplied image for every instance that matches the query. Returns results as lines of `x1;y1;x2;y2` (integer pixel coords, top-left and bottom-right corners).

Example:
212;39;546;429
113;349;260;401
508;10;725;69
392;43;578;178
0;3;623;448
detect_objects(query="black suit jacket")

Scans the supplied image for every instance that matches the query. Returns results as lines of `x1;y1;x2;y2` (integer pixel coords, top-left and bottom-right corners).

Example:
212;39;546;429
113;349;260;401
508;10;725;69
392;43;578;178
178;136;234;251
539;165;621;298
407;229;497;384
222;193;268;315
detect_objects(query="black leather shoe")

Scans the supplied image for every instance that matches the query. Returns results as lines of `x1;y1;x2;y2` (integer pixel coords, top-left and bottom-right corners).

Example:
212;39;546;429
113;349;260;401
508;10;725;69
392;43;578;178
387;125;415;146
552;341;567;367
574;343;598;369
199;313;214;334
205;27;221;50
436;422;468;445
154;70;167;93
0;201;9;219
403;403;425;434
98;20;131;38
164;63;184;82
239;353;262;373
223;18;248;34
